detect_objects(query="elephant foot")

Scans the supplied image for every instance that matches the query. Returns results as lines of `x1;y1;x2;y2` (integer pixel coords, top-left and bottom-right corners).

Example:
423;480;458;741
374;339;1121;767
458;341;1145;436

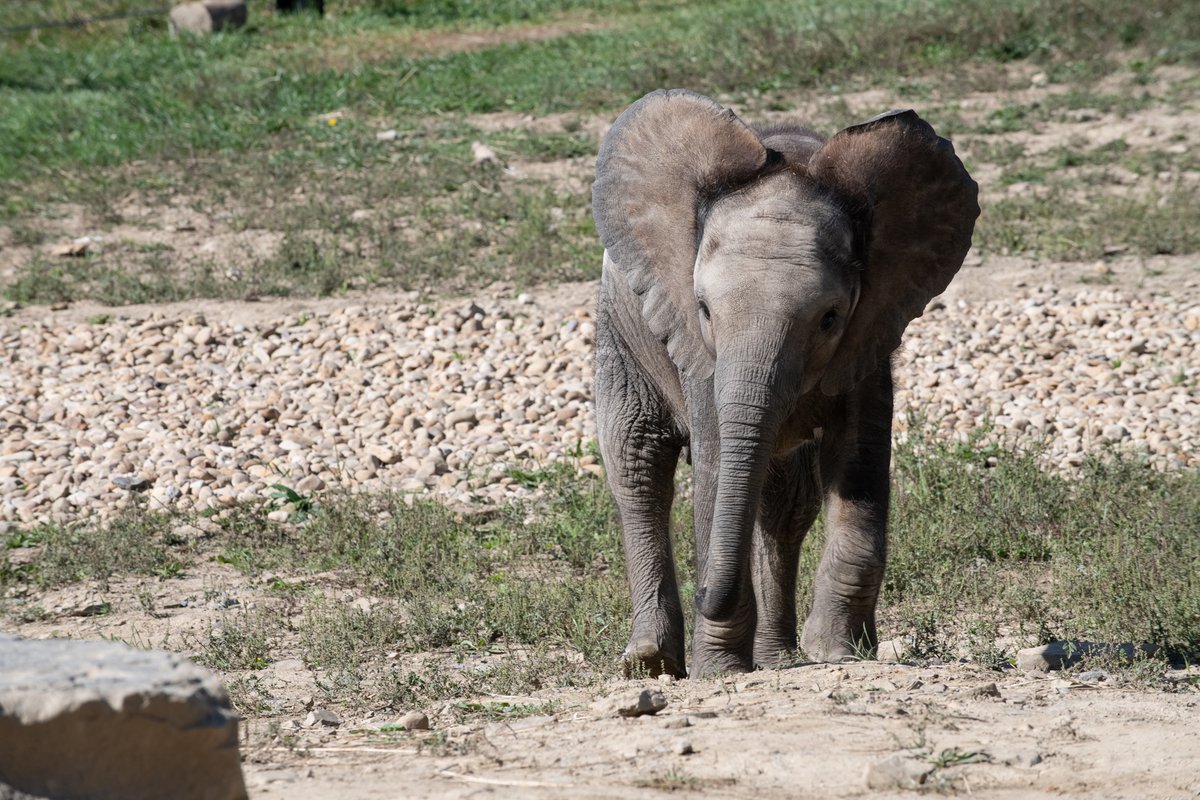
753;638;801;670
623;634;686;679
800;611;877;662
690;648;753;679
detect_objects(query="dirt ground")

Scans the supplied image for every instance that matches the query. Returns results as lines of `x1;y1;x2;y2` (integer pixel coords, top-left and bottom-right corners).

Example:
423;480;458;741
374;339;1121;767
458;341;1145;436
237;663;1200;800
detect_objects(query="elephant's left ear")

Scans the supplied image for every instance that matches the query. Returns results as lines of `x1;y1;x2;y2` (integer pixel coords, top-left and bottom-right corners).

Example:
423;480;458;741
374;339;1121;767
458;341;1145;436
808;110;980;396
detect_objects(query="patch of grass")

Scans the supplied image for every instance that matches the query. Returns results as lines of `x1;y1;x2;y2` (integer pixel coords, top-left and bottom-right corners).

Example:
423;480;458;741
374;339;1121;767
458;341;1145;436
3;252;190;306
978;183;1200;260
5;508;193;588
999;164;1049;186
487;128;595;161
177;468;634;708
191;609;280;672
880;424;1200;663
975;103;1032;134
6;424;1197;704
447;698;557;720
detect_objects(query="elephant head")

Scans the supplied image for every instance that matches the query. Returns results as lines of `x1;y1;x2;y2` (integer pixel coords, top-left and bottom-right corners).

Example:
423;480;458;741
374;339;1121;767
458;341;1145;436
592;90;979;622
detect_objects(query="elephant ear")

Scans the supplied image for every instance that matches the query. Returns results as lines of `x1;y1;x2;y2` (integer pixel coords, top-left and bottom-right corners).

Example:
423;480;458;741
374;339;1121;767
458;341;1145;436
593;89;773;381
808;110;980;396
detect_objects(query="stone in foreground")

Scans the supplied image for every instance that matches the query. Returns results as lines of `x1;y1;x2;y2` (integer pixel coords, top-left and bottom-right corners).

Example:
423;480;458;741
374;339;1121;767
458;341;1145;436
0;634;247;800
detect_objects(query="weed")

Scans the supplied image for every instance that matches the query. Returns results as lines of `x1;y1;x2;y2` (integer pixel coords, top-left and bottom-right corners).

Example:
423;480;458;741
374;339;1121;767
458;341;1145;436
190;610;280;672
927;748;989;768
269;483;316;520
13;509;193;588
448;698;557;720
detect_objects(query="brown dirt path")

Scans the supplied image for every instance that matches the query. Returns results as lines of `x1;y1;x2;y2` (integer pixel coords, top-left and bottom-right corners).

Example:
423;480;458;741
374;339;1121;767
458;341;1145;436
241;661;1200;799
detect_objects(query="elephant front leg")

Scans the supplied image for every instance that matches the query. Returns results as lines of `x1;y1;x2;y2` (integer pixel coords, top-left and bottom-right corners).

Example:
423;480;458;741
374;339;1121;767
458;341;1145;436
596;360;686;678
801;372;892;662
751;446;822;668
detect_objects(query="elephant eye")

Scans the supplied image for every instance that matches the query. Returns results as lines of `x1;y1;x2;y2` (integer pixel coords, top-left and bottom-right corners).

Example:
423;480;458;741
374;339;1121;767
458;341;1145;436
819;308;839;333
698;300;711;322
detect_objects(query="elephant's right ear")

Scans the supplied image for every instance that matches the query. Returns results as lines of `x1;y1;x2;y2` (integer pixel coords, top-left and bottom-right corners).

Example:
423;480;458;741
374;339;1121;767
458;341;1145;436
592;90;772;381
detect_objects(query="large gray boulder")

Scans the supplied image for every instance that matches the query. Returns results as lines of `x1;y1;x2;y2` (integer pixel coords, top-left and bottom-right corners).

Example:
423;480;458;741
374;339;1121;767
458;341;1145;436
169;1;248;35
0;634;246;800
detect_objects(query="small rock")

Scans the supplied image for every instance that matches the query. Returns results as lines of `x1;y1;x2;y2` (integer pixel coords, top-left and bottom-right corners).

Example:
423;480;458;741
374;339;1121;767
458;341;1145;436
876;638;908;662
445;409;477;428
400;710;429;731
303;708;341;728
51;238;92;257
295;475;324;494
471;141;499;165
672;739;694;755
1078;669;1108;683
365;445;399;466
660;716;691;729
1017;641;1159;672
613;689;668;718
864;754;933;790
169;1;247;35
375;130;399;142
113;475;150;491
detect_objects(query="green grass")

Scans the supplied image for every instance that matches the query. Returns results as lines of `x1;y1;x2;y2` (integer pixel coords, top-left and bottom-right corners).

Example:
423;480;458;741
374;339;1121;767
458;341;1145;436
978;183;1200;260
878;426;1200;666
2;0;1199;305
4;0;1196;180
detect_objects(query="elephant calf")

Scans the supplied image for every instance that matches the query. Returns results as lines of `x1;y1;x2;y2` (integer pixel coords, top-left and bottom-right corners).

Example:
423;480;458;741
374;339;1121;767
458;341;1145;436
591;90;979;678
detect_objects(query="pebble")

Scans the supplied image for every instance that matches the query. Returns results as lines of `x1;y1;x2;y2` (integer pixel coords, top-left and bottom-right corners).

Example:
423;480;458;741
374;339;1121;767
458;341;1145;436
864;753;933;790
0;285;1196;525
303;708;341;728
399;710;430;731
596;688;668;718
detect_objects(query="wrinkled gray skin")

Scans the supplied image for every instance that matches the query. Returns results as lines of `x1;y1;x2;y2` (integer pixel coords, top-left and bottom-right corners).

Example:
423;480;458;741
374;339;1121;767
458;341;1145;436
591;90;979;678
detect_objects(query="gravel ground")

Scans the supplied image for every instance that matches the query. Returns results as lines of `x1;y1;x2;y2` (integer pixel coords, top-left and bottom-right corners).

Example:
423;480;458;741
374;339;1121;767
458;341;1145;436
1;282;1197;527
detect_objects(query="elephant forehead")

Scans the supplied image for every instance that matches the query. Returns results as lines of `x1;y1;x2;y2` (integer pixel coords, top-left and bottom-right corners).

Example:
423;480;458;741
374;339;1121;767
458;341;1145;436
700;208;854;284
704;179;853;259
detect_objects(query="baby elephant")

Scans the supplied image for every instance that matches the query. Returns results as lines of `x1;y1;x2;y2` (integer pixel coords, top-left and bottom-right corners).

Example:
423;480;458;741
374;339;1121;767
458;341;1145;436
591;90;979;678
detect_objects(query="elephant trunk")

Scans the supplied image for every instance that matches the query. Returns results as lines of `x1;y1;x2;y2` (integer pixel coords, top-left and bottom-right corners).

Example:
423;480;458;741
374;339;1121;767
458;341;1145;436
695;328;792;621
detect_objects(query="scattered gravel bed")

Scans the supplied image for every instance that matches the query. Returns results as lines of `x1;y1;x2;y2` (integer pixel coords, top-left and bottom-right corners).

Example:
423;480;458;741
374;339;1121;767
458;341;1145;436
1;284;1196;527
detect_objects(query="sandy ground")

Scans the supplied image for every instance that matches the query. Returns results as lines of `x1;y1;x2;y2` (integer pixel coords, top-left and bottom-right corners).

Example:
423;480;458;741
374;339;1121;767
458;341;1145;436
237;662;1200;800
